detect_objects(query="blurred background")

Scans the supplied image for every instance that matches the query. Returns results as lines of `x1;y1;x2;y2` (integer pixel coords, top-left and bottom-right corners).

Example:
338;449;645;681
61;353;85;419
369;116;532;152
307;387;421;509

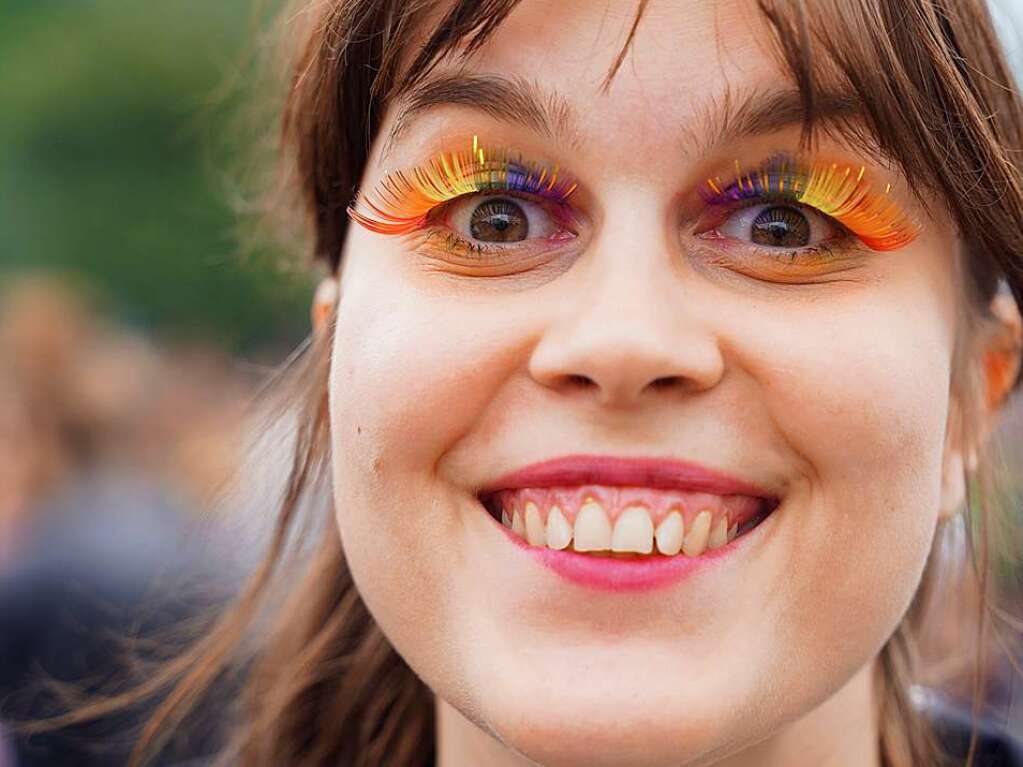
0;2;311;764
1;1;1023;766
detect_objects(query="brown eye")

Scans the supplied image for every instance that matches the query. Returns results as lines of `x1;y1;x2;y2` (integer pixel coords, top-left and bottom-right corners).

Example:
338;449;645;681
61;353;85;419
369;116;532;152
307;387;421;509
750;205;810;247
469;198;528;242
445;193;565;251
716;201;838;250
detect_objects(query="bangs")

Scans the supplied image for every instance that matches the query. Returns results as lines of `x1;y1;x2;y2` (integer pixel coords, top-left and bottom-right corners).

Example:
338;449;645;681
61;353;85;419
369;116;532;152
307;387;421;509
383;0;650;100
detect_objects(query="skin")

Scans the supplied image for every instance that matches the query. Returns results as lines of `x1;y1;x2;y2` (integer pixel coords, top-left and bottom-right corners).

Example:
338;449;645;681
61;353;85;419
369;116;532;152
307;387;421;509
317;1;1022;765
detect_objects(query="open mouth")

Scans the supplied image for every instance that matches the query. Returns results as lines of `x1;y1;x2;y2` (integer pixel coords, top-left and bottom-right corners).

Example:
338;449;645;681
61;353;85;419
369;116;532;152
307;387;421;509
479;486;780;559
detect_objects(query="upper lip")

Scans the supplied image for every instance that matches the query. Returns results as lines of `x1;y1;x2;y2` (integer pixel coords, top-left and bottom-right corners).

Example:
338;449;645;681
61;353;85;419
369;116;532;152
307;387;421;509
476;454;780;501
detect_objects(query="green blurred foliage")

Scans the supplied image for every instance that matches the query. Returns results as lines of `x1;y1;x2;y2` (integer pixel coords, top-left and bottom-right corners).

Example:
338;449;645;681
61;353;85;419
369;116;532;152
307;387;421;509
0;0;314;353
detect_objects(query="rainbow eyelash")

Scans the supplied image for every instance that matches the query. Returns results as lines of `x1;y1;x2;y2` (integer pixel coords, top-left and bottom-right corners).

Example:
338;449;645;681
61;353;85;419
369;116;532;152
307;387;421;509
347;135;578;235
700;154;920;251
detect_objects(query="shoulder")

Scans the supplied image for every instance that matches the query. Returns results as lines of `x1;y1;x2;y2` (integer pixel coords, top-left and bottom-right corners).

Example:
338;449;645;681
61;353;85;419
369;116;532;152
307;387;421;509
920;691;1023;766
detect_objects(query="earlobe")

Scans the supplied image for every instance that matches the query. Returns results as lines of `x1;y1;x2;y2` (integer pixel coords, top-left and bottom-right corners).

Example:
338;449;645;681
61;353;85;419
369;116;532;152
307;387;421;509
938;390;974;522
312;276;340;333
938;448;967;522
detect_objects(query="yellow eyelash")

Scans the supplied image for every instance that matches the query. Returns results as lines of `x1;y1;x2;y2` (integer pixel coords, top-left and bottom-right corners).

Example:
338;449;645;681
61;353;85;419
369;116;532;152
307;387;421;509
702;156;920;251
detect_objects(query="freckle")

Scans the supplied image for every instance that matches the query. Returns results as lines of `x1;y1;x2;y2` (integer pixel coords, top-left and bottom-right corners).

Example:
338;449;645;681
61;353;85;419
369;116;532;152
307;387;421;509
356;426;362;435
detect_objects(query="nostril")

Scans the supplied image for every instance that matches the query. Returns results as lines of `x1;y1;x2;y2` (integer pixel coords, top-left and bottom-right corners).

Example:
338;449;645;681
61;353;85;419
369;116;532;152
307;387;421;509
566;373;596;388
650;375;682;389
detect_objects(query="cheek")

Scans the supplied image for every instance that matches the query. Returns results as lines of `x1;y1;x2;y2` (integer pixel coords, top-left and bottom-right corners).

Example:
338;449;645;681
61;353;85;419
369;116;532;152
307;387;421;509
739;275;953;658
329;277;516;495
326;254;527;644
769;296;949;494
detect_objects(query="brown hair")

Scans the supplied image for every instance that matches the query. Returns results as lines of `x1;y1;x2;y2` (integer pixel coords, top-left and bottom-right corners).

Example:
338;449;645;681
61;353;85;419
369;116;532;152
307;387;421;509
23;1;1023;765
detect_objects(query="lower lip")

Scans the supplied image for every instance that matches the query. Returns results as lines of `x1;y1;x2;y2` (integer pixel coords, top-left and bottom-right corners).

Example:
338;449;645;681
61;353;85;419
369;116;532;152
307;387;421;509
486;503;773;593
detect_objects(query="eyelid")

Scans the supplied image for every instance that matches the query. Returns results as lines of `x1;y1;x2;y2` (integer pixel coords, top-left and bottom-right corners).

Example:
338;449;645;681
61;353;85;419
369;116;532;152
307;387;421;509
699;154;920;251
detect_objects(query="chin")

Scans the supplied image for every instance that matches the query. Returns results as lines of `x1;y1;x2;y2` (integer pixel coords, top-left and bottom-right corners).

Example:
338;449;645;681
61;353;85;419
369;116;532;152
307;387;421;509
464;662;754;767
487;711;738;767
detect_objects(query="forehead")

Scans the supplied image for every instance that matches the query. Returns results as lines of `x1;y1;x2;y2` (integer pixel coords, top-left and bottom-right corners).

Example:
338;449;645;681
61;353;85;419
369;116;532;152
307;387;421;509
384;0;794;160
461;0;775;87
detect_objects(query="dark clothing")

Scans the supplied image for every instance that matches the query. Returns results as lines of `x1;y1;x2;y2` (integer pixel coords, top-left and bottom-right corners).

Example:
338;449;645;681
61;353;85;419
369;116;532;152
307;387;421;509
927;694;1023;766
0;472;236;767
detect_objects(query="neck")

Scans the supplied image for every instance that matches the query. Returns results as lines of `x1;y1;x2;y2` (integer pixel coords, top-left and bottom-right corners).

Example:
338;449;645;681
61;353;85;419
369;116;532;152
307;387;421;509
435;660;881;767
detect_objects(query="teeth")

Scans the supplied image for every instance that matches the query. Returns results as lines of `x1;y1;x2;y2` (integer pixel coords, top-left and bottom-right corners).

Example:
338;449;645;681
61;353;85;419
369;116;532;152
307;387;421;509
573;499;612;551
654;510;684;555
707;516;729;550
497;494;753;556
546;505;573;550
682;509;712;557
512;509;526;538
611;506;654;553
524;501;546;546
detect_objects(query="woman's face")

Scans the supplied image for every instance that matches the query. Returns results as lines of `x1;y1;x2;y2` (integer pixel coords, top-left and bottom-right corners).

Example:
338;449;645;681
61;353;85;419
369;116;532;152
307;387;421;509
328;1;963;764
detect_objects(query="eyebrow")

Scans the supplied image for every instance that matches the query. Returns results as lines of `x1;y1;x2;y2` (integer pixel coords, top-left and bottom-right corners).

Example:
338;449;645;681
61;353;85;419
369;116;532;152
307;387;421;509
382;73;577;160
687;84;864;158
381;72;866;163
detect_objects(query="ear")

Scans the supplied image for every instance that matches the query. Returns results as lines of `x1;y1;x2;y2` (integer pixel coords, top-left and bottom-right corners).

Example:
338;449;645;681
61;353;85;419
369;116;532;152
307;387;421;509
311;276;340;334
938;287;1022;522
982;289;1022;412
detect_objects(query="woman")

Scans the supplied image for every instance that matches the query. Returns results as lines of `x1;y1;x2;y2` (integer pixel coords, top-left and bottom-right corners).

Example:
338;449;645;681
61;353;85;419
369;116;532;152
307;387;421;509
38;0;1023;765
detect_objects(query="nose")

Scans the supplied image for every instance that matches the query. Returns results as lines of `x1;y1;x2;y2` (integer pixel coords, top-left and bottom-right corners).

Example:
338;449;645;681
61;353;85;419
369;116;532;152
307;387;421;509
528;235;725;409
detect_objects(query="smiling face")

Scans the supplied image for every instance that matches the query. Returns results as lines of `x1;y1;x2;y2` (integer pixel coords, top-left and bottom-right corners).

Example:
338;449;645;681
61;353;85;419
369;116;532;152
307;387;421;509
326;1;965;765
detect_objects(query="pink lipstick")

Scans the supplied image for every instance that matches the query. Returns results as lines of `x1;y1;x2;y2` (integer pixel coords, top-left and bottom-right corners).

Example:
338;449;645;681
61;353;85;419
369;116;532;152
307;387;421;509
477;454;780;592
478;454;778;498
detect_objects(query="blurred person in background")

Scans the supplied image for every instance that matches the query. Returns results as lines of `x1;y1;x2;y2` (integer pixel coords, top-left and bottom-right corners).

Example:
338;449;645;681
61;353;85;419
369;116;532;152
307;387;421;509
0;276;248;765
11;1;1023;767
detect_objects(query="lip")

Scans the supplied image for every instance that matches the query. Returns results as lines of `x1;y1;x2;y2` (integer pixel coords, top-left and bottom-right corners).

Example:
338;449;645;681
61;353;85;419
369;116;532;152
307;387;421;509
491;514;763;592
477;454;779;499
476;454;781;592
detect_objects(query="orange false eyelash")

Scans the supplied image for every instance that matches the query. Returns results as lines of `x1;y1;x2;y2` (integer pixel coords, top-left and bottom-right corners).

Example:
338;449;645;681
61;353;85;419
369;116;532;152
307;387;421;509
348;135;578;235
